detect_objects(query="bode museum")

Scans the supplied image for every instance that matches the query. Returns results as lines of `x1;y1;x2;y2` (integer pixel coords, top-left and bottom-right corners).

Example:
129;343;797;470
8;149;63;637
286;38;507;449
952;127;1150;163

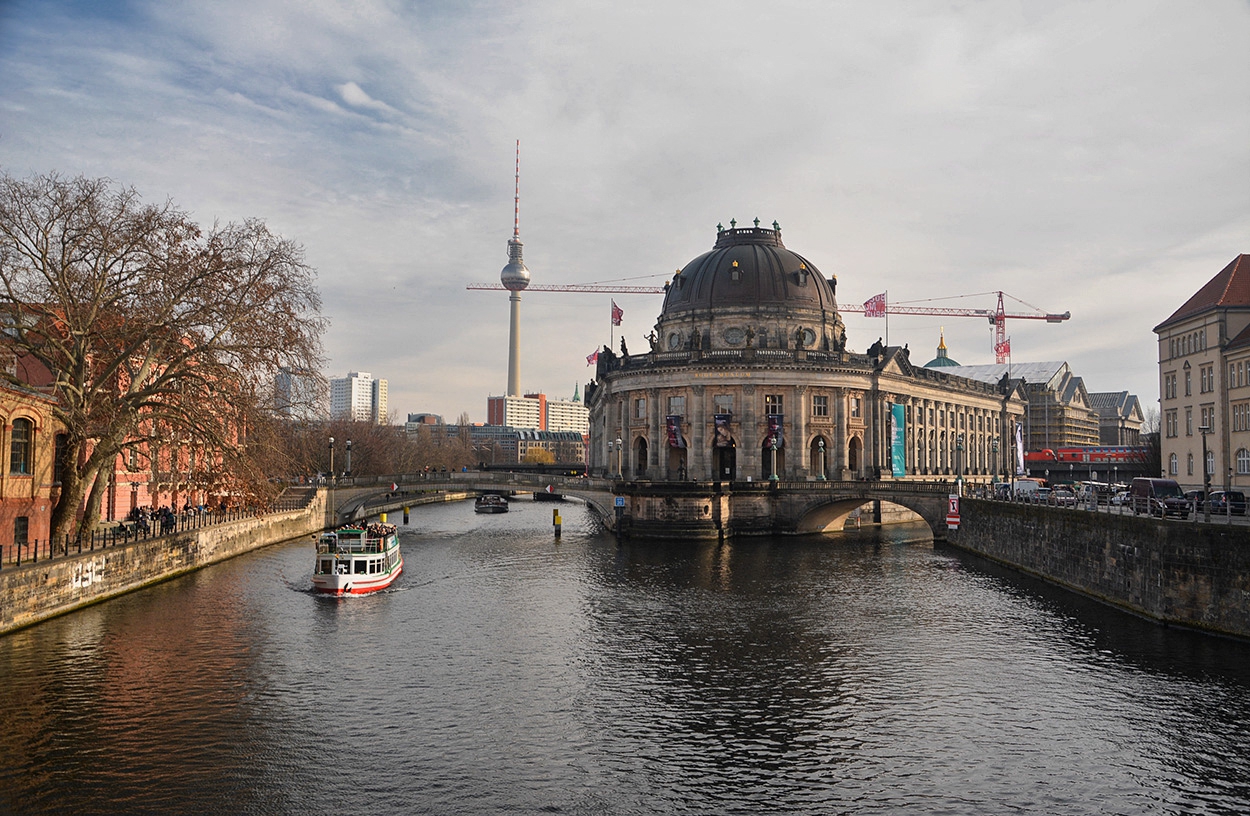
584;221;1029;485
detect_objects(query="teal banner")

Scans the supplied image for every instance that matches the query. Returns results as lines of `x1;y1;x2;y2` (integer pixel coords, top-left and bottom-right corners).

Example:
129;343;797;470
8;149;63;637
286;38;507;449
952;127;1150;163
890;403;906;478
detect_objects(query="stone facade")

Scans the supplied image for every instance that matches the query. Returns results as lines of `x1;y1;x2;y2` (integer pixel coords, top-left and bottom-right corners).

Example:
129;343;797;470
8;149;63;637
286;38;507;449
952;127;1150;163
948;500;1250;640
586;224;1028;485
0;491;327;635
1156;254;1250;492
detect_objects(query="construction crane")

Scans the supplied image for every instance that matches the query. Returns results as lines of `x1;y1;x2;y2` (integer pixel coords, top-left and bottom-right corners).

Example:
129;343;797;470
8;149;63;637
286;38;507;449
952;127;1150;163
842;291;1070;363
466;282;665;294
467;281;1069;364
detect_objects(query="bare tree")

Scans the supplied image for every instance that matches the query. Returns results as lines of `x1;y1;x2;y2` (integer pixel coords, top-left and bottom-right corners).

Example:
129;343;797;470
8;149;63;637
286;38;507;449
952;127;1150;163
0;171;325;539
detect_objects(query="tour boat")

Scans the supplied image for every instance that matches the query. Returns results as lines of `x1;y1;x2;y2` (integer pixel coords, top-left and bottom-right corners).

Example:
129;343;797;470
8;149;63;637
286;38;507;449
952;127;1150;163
475;494;509;513
311;522;403;595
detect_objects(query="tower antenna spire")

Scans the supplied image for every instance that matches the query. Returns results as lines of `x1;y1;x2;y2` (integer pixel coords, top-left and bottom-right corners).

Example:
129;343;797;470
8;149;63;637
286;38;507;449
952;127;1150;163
513;139;520;239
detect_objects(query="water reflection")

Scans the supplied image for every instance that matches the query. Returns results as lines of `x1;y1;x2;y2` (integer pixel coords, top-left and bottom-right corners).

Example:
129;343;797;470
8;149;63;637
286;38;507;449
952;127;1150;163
0;503;1247;815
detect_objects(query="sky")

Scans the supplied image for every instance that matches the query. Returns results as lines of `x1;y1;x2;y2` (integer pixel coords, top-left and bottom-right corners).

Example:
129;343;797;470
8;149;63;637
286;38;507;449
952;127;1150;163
1;0;1247;424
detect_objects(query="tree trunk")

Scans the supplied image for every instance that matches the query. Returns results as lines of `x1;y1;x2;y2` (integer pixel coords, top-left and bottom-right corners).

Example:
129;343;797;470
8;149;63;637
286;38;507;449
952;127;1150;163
81;468;112;538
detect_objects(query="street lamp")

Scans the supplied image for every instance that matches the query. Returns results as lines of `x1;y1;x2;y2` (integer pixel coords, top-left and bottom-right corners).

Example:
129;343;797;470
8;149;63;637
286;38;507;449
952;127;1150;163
616;436;623;479
992;436;1000;487
606;439;613;479
769;438;779;482
1199;424;1212;523
345;439;352;479
956;434;964;495
817;438;826;481
328;436;335;485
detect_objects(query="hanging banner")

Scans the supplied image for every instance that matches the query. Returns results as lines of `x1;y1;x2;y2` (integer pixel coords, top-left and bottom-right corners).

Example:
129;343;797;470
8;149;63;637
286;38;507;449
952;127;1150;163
713;414;734;448
764;414;784;449
1015;422;1025;475
890;403;906;478
666;415;687;448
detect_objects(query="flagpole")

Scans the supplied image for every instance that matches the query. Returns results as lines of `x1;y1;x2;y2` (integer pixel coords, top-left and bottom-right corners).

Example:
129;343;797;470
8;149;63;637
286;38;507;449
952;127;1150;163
610;302;614;351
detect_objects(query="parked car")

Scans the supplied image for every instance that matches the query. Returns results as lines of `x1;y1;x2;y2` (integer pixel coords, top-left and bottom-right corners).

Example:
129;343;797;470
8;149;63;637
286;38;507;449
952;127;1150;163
1035;487;1052;504
1207;490;1247;515
1130;478;1190;518
1049;488;1077;507
1184;489;1206;505
1111;491;1130;506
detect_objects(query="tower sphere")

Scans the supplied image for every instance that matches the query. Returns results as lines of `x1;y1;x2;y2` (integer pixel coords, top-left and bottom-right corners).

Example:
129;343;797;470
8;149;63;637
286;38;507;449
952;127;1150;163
501;237;531;291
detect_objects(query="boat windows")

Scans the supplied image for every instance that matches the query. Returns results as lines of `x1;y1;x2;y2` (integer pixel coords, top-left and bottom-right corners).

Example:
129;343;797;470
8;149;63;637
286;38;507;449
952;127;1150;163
354;560;367;574
317;559;333;574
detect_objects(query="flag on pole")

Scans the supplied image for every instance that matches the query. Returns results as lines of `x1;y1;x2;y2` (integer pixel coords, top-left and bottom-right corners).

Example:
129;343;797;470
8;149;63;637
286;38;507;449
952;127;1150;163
863;293;887;318
611;300;623;326
586;349;599;366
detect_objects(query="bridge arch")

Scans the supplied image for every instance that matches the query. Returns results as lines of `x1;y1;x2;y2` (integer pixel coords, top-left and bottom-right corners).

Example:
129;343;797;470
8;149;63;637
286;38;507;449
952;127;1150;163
791;489;948;537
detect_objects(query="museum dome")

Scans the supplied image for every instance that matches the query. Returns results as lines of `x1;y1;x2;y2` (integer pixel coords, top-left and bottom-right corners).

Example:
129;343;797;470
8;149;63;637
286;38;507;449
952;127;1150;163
660;222;838;315
651;221;846;353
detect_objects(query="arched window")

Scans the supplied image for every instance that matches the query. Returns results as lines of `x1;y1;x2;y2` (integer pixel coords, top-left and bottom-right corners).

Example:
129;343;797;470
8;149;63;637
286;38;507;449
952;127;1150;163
1237;449;1250;475
9;418;32;475
1169;453;1179;475
1206;450;1215;476
1187;453;1194;476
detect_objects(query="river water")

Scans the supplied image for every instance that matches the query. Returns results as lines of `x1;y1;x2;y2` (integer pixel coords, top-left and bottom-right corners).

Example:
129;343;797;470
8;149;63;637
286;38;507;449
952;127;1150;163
2;499;1250;815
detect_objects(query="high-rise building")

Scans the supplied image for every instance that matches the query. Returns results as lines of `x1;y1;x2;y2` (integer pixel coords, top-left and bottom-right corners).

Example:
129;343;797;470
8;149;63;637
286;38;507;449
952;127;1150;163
274;367;326;420
330;371;388;423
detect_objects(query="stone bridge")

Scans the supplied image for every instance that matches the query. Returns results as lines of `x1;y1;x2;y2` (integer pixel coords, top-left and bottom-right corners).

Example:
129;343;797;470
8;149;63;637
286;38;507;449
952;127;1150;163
320;472;956;540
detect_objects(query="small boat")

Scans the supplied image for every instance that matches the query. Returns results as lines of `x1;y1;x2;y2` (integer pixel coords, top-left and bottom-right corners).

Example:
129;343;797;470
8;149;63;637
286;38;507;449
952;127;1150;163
311;522;403;595
475;494;509;513
533;485;564;502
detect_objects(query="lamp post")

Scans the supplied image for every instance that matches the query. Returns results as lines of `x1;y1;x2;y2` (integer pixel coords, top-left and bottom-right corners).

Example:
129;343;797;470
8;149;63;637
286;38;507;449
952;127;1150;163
1200;424;1212;523
328;436;335;485
992;436;1000;488
345;439;352;479
616;436;623;480
606;439;613;479
817;438;826;481
769;439;779;482
956;434;964;496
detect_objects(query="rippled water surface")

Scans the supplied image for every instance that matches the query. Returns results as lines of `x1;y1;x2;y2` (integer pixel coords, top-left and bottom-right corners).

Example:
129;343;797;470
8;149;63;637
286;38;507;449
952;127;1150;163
3;500;1250;815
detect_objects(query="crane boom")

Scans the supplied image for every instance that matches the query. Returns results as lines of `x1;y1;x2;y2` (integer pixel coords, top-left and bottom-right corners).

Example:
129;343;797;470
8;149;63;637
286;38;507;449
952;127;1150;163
467;282;1068;363
465;283;666;293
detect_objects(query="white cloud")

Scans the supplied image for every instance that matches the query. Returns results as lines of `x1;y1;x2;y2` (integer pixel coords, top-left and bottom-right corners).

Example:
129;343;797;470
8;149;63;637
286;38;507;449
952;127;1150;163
0;0;1247;421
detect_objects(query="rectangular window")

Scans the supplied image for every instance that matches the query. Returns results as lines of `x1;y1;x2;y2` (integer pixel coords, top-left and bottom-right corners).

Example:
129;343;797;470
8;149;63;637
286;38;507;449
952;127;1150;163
850;397;862;419
1185;371;1191;397
667;395;685;416
9;418;31;475
765;394;783;414
13;516;28;546
54;433;66;484
812;395;829;417
634;398;646;419
1186;409;1193;436
714;394;733;414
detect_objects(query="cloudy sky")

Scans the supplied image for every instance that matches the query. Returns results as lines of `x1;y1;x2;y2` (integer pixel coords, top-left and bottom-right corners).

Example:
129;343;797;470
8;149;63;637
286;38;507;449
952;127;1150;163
1;0;1247;423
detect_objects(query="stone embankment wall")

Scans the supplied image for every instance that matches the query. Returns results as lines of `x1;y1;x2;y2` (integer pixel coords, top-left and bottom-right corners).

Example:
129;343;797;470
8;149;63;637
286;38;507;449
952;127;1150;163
0;491;328;636
948;499;1250;640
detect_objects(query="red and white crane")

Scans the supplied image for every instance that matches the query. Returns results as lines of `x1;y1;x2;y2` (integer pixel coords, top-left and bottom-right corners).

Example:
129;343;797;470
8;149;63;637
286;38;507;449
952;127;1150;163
466;281;1069;364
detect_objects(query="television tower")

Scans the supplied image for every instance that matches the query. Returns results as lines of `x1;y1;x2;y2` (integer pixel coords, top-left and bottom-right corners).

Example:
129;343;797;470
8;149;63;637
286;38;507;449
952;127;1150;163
500;140;531;396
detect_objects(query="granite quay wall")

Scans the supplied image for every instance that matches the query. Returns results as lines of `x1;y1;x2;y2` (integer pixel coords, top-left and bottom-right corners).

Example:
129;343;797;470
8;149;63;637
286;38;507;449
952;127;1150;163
0;490;329;636
947;499;1250;640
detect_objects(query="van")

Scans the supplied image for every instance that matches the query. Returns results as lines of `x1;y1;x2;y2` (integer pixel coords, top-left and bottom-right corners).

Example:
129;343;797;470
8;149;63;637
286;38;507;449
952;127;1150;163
1013;479;1040;498
1129;478;1189;518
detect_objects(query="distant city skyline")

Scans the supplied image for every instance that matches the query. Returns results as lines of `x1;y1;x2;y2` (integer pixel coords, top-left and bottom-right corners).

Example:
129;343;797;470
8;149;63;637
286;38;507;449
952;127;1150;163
2;1;1246;421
